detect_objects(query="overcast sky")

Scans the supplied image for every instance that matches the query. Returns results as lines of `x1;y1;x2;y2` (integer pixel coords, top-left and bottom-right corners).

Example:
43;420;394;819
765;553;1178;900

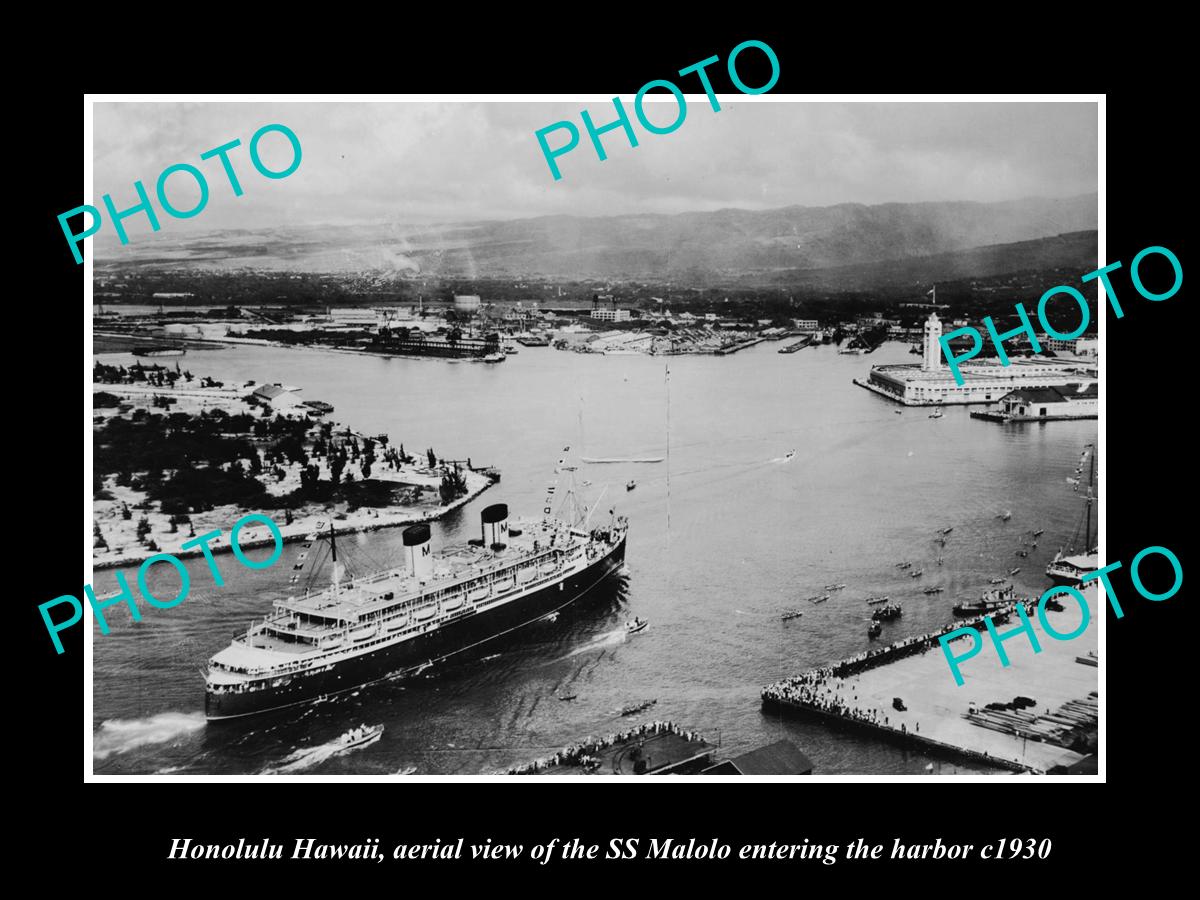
92;101;1098;237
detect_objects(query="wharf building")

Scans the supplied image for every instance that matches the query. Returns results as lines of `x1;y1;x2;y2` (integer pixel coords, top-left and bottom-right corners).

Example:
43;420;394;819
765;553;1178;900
853;313;1098;406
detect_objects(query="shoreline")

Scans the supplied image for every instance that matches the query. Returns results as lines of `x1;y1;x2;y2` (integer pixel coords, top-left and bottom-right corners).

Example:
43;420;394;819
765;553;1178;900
92;471;496;572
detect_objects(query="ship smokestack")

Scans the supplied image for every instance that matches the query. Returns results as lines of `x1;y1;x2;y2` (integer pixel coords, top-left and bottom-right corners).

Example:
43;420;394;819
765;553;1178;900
403;523;432;581
482;503;509;550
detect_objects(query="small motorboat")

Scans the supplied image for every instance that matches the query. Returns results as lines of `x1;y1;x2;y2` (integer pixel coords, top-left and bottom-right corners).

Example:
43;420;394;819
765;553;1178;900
1016;549;1029;558
824;583;847;591
923;586;944;594
807;594;831;604
620;699;657;717
940;527;954;535
341;724;384;750
558;695;578;702
989;577;1007;584
929;409;944;419
784;449;796;460
1009;567;1021;576
780;609;804;622
626;617;647;634
865;596;890;605
997;511;1012;521
894;410;903;415
868;622;882;640
626;480;636;491
936;557;944;566
895;562;912;569
1032;529;1045;537
910;569;923;578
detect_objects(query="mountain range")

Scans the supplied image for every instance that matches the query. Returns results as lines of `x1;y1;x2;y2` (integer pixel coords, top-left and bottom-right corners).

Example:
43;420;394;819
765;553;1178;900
95;193;1097;285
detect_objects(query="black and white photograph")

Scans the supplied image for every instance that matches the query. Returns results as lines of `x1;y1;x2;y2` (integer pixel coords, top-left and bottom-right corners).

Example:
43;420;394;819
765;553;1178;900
83;97;1102;779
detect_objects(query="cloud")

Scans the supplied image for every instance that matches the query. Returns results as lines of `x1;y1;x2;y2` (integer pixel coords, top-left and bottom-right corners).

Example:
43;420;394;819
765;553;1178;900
92;100;1097;239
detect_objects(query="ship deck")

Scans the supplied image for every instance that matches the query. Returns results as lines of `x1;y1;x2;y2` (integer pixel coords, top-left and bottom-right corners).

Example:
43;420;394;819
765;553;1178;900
283;517;584;619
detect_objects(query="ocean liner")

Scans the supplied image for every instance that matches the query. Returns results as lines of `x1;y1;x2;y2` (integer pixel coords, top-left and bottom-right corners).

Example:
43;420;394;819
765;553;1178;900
204;476;628;720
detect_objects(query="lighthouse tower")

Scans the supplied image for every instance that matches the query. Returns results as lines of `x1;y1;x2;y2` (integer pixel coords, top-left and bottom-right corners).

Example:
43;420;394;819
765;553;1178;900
922;313;943;372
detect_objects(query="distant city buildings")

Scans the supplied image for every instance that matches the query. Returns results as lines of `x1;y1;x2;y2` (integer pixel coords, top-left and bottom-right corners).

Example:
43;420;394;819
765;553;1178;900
792;318;820;331
855;313;1098;406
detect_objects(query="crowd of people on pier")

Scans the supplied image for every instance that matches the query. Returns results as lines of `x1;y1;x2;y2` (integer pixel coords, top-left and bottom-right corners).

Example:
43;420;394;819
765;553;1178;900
506;721;701;775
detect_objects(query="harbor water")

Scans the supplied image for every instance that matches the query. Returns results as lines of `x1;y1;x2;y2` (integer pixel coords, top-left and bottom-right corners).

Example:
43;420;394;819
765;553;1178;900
91;341;1097;774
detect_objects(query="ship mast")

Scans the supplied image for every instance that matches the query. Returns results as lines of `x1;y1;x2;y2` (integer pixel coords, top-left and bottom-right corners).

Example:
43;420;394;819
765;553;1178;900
330;522;343;594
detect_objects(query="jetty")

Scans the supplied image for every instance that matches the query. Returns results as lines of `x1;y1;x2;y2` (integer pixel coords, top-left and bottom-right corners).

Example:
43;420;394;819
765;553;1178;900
505;722;715;775
761;587;1098;773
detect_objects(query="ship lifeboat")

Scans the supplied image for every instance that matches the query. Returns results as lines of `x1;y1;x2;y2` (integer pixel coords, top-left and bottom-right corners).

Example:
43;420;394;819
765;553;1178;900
494;576;516;593
469;584;491;602
351;623;380;642
386;613;410;632
323;636;345;650
442;596;465;613
539;561;559;576
517;567;537;584
415;604;438;622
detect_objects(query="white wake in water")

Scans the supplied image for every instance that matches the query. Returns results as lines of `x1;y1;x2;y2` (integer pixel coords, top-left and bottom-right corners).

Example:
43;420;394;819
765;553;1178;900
93;711;206;760
560;627;628;660
262;728;382;774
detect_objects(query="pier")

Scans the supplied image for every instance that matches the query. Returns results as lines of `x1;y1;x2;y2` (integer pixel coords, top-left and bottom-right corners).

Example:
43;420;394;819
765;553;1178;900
762;587;1099;773
506;722;715;775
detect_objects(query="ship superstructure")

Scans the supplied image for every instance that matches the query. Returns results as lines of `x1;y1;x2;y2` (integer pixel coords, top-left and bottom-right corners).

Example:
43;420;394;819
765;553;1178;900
205;487;627;720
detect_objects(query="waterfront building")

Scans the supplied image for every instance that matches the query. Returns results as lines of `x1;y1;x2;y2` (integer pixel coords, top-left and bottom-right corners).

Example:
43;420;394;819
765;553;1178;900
591;308;631;322
971;383;1098;422
854;313;1098;406
792;318;820;331
453;294;482;312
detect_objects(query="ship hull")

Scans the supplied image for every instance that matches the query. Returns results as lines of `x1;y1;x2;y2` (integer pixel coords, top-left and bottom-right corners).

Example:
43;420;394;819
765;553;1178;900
206;536;627;721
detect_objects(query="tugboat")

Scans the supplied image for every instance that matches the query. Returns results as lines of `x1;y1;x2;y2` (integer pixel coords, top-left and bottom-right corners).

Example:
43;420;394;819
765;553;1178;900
867;622;883;640
872;603;902;621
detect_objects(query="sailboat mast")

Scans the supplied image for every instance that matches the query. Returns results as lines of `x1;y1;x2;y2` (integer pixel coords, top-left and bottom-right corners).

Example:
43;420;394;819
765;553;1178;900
1085;443;1096;550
